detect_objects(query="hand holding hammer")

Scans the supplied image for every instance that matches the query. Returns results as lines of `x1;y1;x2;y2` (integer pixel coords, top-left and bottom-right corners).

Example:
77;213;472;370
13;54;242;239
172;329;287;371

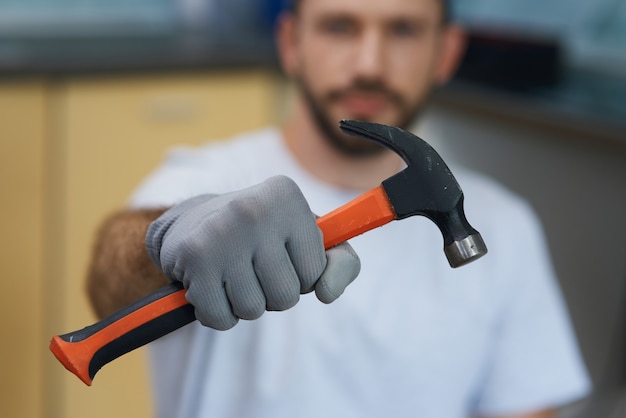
50;120;487;385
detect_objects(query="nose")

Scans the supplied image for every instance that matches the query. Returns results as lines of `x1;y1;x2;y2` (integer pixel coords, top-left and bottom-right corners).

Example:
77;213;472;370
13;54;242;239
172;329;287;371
353;29;385;80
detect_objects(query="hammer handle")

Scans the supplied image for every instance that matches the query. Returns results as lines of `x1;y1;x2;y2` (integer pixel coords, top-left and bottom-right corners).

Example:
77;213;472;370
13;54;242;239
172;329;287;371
50;186;395;385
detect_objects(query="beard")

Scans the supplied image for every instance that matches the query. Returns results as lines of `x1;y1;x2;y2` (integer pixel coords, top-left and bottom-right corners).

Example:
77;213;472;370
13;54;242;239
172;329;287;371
296;75;427;157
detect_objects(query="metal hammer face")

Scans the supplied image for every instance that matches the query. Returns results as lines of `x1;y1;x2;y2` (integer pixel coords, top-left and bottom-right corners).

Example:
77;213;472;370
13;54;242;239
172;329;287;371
339;120;488;267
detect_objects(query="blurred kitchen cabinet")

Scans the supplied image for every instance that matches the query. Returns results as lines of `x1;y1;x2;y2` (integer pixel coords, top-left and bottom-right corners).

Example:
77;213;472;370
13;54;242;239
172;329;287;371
57;69;280;418
0;79;47;418
1;70;280;418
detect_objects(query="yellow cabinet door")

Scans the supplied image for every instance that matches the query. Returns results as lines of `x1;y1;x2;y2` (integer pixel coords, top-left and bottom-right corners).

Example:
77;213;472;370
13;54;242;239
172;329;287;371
0;79;48;418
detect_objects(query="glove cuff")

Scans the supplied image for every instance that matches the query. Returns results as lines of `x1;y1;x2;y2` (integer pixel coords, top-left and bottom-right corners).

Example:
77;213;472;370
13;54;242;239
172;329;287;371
145;194;217;272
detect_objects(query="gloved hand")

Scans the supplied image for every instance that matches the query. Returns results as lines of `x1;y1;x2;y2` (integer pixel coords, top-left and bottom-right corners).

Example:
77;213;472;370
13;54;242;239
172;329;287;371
146;175;361;330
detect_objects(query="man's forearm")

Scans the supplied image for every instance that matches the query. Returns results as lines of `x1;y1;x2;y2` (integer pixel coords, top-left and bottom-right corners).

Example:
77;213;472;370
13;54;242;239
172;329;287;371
86;208;169;319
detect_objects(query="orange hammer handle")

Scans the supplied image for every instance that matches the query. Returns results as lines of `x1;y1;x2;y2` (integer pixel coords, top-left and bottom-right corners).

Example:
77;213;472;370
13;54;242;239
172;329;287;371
316;185;396;248
50;186;395;385
50;283;192;386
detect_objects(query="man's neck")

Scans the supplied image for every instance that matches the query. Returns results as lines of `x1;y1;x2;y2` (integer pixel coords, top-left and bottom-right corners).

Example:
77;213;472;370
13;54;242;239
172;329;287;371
281;102;404;191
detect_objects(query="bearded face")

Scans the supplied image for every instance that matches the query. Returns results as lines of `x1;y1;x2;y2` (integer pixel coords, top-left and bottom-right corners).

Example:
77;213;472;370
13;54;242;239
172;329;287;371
284;0;449;157
296;74;428;156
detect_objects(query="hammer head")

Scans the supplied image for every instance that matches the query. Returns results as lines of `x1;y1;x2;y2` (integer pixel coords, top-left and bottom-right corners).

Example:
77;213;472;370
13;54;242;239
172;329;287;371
340;120;487;268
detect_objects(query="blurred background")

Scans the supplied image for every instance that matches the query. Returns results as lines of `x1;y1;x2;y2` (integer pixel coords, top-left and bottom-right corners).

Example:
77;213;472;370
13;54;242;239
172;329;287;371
0;0;624;417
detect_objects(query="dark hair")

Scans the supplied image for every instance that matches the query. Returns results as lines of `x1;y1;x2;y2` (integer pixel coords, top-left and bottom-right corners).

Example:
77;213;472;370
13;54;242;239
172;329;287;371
290;0;450;24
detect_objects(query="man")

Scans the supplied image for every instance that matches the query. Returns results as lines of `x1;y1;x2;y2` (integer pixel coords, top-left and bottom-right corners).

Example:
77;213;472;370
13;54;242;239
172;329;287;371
87;0;590;417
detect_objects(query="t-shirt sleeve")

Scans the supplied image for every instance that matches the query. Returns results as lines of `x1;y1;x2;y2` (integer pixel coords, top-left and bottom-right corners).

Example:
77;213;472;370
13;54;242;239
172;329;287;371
128;148;206;209
128;142;244;209
472;201;591;415
128;132;278;209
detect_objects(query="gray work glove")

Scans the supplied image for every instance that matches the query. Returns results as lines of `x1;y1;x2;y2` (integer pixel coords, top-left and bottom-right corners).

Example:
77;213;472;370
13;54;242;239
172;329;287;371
146;175;361;330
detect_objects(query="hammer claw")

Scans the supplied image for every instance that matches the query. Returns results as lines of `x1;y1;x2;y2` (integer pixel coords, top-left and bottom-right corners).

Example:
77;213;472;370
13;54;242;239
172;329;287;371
340;120;488;267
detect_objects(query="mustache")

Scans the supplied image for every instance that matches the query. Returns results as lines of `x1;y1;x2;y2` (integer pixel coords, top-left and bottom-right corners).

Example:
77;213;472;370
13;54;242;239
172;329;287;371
325;80;406;107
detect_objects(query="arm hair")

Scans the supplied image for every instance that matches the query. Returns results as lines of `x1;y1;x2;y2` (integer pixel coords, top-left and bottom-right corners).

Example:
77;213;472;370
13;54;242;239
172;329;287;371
86;208;169;319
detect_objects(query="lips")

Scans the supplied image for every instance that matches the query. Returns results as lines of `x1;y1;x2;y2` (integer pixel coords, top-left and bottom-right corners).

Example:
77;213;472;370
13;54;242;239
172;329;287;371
338;94;390;118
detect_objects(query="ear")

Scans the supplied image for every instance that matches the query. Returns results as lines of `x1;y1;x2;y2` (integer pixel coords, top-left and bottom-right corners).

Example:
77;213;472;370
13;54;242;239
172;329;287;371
276;12;299;77
433;25;467;85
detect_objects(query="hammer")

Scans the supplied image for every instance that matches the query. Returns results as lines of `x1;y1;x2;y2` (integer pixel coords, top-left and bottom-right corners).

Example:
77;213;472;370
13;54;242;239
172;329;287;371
50;120;487;385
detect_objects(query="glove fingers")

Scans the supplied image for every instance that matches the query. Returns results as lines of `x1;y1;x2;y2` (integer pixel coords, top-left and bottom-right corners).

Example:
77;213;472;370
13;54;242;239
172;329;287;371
253;246;301;311
224;265;267;321
286;237;326;294
185;279;238;331
261;176;326;289
284;220;326;293
315;242;361;304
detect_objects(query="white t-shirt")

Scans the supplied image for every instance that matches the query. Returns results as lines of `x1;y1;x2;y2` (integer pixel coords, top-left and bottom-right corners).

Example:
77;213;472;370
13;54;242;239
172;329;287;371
131;128;590;418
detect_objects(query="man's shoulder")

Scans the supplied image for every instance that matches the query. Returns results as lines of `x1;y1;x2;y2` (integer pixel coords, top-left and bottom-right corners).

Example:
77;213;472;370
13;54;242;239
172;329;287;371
455;166;530;213
453;166;543;243
129;127;285;207
164;127;282;166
